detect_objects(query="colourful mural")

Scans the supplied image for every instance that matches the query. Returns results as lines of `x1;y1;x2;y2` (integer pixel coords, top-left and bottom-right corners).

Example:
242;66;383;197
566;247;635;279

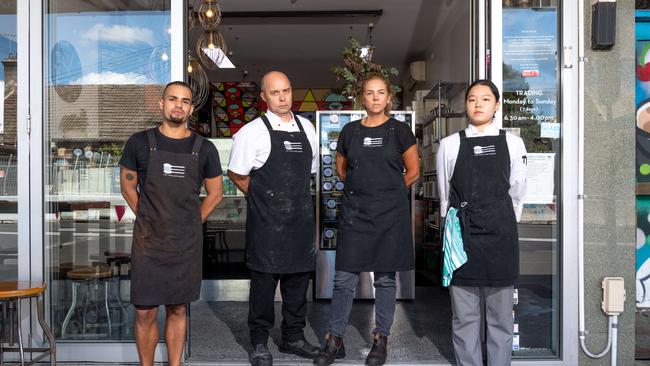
212;82;260;137
211;85;351;137
636;10;650;307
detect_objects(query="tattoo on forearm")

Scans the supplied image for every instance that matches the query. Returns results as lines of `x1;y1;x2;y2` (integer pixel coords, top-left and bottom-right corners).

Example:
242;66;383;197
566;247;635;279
126;173;134;181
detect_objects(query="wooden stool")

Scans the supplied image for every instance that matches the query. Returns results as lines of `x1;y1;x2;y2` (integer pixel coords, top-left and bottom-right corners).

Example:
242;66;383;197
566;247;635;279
61;265;112;337
0;281;56;365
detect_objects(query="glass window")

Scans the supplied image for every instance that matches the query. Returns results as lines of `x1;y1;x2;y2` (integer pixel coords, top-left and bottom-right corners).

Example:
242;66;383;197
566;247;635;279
43;0;170;341
502;0;560;357
0;0;17;281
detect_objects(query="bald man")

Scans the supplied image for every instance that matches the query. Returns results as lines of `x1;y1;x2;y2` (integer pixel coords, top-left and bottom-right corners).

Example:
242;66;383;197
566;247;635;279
228;71;319;366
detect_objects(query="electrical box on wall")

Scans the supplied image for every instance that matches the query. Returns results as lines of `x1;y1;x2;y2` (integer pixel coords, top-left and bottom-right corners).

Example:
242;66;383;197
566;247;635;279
410;61;427;82
601;277;625;315
591;0;616;50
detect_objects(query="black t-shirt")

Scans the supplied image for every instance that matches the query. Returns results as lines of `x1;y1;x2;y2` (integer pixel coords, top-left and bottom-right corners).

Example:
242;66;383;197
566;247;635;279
119;128;223;190
337;118;416;157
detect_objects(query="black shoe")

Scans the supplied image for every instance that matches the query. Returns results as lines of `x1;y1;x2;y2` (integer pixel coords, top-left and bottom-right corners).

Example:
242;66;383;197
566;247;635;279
279;339;320;359
313;333;345;366
249;343;273;366
365;333;388;366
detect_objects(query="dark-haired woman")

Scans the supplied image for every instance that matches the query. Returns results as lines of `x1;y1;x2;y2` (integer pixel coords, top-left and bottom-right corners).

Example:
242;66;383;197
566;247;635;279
436;79;527;366
314;73;419;366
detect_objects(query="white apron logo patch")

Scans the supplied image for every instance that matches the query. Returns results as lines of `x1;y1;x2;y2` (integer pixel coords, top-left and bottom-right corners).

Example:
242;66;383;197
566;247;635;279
163;163;186;178
283;140;303;153
473;145;496;156
363;137;383;147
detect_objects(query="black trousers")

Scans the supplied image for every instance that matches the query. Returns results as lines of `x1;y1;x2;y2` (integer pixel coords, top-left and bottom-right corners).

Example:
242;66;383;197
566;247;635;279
248;270;311;345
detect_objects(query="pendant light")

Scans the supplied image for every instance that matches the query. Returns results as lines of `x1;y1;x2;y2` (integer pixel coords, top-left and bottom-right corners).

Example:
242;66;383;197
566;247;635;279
187;52;209;111
197;0;222;31
196;29;227;69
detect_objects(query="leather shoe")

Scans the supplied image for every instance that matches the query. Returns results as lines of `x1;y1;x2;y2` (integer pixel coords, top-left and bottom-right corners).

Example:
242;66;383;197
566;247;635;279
279;339;320;359
249;343;273;366
365;333;387;365
313;333;345;366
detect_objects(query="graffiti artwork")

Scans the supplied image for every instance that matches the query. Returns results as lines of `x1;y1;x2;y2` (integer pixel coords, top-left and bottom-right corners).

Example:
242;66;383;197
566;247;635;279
636;10;650;307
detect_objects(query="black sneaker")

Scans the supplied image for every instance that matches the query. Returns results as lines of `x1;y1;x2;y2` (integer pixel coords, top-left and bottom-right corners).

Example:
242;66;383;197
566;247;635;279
249;343;273;366
279;339;320;359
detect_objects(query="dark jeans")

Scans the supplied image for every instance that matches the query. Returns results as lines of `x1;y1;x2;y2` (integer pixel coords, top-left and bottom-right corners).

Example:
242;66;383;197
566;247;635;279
248;270;311;345
328;271;397;338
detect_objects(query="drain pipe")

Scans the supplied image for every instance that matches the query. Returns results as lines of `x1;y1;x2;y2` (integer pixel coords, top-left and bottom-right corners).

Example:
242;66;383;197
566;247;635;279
576;1;618;365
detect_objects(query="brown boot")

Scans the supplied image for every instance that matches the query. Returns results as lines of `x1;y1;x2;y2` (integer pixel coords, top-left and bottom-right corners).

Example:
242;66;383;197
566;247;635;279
365;333;388;365
313;332;345;366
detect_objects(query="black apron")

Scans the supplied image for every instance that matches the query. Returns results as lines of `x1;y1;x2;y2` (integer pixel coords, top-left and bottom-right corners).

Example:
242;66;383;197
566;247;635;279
130;128;204;305
245;115;316;274
335;119;414;272
449;129;519;287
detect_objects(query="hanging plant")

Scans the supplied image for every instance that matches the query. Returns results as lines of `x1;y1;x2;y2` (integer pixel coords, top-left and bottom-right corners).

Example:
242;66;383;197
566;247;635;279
331;38;400;100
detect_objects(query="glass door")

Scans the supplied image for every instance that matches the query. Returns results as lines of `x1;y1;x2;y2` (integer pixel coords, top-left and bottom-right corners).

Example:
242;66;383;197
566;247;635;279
39;0;184;362
42;0;172;341
490;0;562;359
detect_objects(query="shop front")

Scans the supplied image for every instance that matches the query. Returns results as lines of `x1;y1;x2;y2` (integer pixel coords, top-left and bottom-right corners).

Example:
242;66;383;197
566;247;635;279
0;0;587;364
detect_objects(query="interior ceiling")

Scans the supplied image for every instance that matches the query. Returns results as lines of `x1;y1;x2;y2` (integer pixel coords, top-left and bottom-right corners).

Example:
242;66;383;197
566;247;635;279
0;0;468;89
191;0;467;88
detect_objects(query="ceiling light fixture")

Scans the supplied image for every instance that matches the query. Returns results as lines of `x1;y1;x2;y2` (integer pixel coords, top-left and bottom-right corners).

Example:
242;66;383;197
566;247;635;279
363;22;375;62
187;52;210;111
198;0;222;30
194;0;228;70
196;30;227;69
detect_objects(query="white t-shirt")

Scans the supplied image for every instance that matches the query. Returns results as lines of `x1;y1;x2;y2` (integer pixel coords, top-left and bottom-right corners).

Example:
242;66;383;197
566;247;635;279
228;110;319;175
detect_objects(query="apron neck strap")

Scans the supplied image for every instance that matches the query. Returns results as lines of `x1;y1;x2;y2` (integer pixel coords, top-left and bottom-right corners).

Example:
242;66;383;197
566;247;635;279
191;133;202;155
260;115;273;131
147;128;158;150
459;130;467;139
499;129;506;136
295;116;305;133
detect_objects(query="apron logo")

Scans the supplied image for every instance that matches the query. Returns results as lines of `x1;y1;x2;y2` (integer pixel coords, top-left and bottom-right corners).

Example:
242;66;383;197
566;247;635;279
363;137;383;147
283;140;303;153
163;163;186;178
473;145;496;156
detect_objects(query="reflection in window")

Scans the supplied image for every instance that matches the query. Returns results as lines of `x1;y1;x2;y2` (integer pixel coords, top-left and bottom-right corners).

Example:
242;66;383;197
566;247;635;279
0;0;17;281
43;0;170;341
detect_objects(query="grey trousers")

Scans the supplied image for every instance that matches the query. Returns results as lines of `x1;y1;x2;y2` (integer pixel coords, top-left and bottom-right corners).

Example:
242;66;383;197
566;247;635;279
449;285;514;366
327;271;397;338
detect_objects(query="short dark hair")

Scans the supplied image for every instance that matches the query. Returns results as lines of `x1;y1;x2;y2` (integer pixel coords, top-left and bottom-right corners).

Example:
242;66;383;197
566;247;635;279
162;81;193;99
465;79;500;102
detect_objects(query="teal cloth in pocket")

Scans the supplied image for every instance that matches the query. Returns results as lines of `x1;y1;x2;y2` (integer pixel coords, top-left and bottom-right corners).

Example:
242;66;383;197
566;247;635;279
442;207;468;287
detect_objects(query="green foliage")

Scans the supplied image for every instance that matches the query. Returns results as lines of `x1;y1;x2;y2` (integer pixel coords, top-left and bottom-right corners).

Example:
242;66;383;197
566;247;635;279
98;143;123;158
331;38;401;98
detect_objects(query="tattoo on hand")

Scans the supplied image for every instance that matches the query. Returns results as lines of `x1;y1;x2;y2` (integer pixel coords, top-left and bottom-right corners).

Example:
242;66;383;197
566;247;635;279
126;173;134;181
